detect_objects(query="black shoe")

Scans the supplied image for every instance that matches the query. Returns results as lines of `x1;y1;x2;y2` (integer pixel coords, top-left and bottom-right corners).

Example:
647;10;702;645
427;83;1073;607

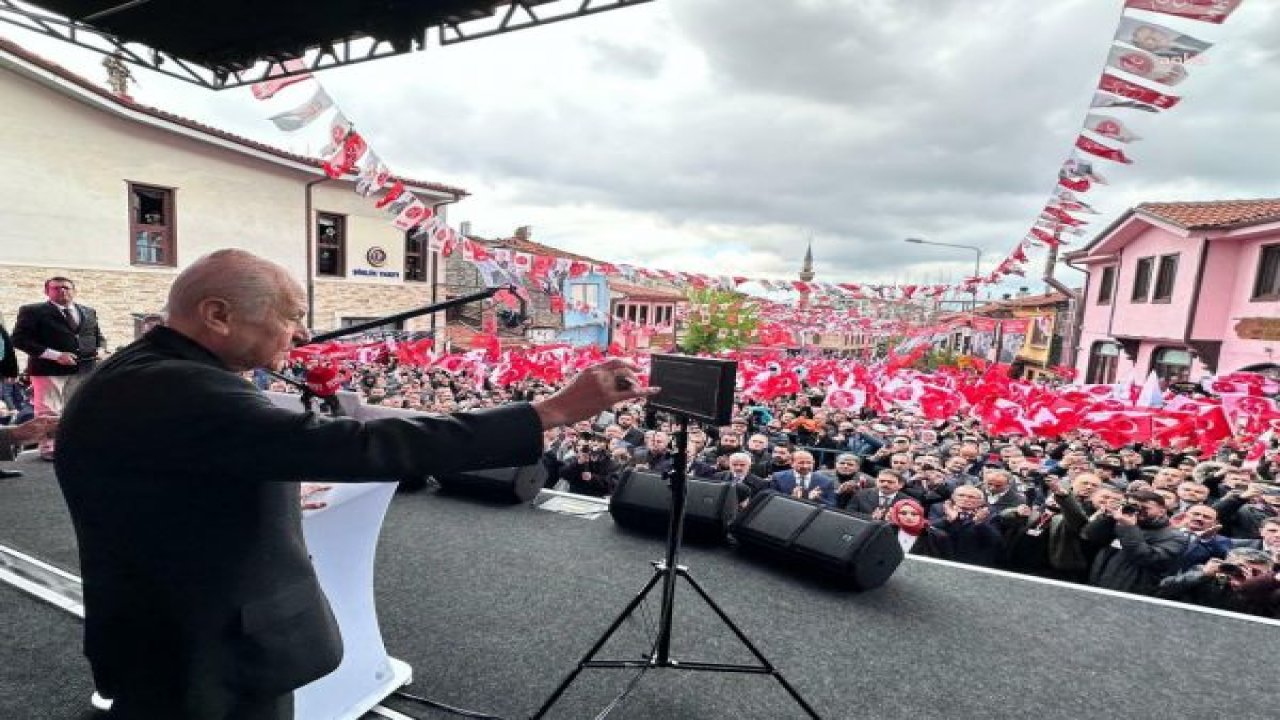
0;469;23;479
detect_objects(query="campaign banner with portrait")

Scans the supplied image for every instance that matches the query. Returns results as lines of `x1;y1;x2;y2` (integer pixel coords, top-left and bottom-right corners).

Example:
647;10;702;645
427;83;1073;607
998;318;1031;363
969;317;999;361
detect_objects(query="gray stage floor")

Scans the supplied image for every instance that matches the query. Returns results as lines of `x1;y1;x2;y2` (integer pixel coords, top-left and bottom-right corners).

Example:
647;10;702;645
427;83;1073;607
1;453;1276;720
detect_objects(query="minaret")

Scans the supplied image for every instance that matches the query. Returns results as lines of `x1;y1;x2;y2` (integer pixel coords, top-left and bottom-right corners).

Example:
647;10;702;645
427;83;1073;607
798;240;815;310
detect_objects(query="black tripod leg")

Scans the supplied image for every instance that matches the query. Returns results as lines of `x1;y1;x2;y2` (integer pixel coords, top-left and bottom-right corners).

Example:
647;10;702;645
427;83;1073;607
678;570;823;719
530;569;665;720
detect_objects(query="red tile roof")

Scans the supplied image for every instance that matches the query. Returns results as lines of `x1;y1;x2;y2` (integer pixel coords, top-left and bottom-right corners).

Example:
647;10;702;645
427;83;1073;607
497;236;602;263
609;280;686;302
0;37;467;198
1137;198;1280;230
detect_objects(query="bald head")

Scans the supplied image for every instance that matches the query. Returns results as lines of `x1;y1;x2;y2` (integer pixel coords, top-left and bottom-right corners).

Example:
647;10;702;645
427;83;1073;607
167;249;295;323
165;249;307;371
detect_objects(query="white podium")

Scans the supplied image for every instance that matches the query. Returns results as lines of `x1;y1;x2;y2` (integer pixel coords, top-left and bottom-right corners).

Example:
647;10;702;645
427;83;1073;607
264;391;415;720
295;481;411;720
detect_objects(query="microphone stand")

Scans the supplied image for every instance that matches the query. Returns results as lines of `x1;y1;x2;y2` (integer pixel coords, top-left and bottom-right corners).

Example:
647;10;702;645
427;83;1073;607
272;285;513;415
304;286;506;345
532;411;821;719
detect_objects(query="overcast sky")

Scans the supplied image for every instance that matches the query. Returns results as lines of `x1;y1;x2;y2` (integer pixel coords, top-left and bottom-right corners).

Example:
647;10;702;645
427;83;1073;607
5;0;1277;296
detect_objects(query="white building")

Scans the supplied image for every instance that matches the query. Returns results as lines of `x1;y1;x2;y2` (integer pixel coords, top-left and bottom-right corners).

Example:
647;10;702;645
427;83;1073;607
0;38;465;344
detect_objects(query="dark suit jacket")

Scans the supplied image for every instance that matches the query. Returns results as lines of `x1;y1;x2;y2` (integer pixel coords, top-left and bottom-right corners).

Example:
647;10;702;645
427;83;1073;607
12;301;107;376
847;488;912;515
0;322;17;379
769;469;837;507
712;470;769;502
56;327;542;718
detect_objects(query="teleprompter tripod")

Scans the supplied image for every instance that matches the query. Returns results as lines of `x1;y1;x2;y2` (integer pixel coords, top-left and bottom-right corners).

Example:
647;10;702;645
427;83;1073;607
530;412;821;719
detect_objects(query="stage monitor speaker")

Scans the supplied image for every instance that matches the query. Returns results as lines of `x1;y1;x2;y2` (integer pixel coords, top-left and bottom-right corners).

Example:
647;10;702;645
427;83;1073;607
433;463;546;504
609;471;737;543
730;493;904;589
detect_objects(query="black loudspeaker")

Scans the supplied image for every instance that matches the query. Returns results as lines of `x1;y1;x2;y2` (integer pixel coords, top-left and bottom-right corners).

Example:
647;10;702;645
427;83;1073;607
433;463;547;504
730;493;904;589
609;471;737;543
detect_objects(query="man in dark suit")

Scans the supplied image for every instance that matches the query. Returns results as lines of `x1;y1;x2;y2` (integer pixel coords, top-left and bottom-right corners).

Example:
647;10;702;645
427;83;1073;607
713;452;770;508
847;469;914;517
12;276;107;459
55;249;657;720
0;320;20;479
769;449;836;507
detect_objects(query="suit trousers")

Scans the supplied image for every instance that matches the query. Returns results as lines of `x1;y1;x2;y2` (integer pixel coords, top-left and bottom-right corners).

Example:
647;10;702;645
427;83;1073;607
29;372;86;455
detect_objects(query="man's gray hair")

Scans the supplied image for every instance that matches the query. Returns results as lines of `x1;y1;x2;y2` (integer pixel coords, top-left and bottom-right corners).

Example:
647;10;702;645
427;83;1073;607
166;249;290;322
728;452;752;464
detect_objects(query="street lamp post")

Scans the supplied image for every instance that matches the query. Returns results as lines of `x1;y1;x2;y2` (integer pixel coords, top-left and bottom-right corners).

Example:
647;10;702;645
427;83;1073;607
904;237;983;312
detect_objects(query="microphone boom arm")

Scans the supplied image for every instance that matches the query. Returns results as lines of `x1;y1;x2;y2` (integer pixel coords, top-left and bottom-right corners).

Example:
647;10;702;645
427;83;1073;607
304;286;506;345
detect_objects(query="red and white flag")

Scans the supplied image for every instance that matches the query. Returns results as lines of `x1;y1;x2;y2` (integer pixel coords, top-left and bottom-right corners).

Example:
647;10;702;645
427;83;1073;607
1098;73;1182;110
1115;17;1213;60
1106;44;1189;86
354;154;392;197
1085;114;1142;143
320;112;353;156
250;59;311;100
1076;135;1134;164
268;88;332;132
392;199;431;231
1090;92;1161;113
1123;0;1243;25
322;131;367;178
374;181;405;209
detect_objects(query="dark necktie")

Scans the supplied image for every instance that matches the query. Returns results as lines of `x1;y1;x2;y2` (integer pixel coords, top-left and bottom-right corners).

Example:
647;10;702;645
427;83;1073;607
62;307;78;331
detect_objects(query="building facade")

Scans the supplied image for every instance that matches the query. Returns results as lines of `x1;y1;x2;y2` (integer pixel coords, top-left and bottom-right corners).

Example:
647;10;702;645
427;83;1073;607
0;39;464;346
1067;199;1280;384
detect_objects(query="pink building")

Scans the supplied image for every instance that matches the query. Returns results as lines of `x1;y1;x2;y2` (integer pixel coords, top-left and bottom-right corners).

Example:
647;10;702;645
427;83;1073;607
1066;199;1280;385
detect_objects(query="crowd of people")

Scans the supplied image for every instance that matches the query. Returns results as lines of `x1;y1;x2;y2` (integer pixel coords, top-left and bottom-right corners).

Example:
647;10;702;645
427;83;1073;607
265;354;1280;619
2;272;1276;622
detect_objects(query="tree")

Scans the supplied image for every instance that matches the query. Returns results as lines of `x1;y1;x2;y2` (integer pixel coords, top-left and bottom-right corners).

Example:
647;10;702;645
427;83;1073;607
679;288;760;354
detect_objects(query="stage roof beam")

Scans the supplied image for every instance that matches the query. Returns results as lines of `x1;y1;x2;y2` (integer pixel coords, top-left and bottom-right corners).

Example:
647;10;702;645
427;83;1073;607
0;0;655;90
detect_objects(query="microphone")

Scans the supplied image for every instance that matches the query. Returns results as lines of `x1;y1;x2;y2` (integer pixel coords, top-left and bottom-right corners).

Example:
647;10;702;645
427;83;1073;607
303;364;344;416
305;364;342;399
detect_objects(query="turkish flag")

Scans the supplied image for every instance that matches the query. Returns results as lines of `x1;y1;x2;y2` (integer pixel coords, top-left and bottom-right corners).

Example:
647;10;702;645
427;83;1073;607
1123;0;1242;24
1098;73;1182;110
1076;136;1133;165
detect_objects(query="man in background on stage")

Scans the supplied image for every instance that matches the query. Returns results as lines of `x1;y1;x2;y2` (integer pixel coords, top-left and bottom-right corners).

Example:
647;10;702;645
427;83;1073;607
55;249;657;720
12;276;107;460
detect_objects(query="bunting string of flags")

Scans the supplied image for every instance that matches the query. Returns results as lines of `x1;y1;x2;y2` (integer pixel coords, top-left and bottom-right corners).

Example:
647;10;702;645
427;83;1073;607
247;0;1246;329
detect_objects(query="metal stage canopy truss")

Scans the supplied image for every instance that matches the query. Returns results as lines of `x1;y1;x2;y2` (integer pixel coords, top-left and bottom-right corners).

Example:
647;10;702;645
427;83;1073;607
0;0;654;90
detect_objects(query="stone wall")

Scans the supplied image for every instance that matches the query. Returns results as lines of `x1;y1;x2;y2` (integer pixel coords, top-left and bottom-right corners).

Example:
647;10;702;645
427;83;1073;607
312;279;437;333
0;263;447;349
0;264;175;346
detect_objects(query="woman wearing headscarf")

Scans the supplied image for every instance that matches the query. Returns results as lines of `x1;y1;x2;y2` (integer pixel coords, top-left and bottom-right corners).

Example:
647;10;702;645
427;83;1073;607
887;498;953;559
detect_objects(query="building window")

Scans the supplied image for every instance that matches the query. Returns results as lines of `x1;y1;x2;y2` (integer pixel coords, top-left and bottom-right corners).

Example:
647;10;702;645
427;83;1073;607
405;231;427;282
1086;341;1120;385
1152;254;1179;303
1131;256;1154;302
1096;266;1116;305
316;213;345;277
1253;244;1280;300
129;183;176;266
1152;346;1192;384
568;283;598;309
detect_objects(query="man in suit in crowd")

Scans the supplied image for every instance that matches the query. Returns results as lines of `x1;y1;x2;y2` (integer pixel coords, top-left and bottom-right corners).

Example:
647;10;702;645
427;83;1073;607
714;451;769;509
12;276;107;459
979;468;1027;514
847;469;914;518
769;449;836;507
55;249;658;720
0;319;20;479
